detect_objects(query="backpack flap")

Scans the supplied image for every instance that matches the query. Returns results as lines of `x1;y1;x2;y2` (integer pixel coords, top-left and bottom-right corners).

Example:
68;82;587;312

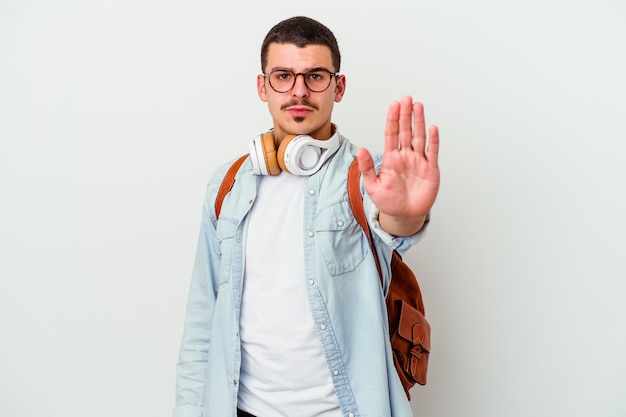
391;299;431;386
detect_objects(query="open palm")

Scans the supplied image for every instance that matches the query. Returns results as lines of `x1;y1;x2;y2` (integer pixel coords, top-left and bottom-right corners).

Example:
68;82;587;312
356;96;440;235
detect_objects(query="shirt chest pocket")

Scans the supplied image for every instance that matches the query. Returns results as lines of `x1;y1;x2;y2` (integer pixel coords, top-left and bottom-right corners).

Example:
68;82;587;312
314;201;368;276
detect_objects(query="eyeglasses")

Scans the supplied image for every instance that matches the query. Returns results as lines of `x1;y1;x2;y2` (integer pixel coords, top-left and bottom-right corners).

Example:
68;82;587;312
263;68;340;93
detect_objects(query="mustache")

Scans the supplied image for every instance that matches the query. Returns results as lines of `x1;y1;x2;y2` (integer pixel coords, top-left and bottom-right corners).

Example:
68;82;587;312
281;99;318;111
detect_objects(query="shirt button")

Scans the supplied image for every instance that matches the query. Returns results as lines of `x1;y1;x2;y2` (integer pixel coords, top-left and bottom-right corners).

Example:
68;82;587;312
348;414;355;417
337;220;344;227
308;231;314;237
309;279;314;285
333;370;339;376
308;189;315;195
320;324;327;330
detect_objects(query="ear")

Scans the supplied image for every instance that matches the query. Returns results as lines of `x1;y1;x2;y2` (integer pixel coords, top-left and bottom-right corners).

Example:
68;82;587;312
334;74;346;103
257;74;268;102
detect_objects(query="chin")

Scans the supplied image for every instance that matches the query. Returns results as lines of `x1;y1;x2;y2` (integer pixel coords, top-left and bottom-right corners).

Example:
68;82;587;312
286;121;313;135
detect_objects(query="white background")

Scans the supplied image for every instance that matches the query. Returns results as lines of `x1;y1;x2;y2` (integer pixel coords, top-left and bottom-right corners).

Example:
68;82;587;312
1;1;625;416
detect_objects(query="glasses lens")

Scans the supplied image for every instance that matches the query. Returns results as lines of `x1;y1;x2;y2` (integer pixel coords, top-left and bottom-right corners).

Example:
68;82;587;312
268;70;333;93
304;70;332;92
269;70;295;93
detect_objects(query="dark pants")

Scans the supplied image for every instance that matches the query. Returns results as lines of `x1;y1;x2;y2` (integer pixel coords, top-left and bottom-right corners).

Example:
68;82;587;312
237;408;257;417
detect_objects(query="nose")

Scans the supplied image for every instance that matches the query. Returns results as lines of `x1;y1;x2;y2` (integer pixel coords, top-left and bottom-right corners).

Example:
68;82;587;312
291;73;310;97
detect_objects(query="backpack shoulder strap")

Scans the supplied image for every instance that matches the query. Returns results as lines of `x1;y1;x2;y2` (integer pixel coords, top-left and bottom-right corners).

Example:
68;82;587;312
347;158;383;285
215;154;248;219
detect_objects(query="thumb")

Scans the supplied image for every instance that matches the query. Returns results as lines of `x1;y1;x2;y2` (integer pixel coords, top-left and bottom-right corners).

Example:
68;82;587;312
356;148;377;185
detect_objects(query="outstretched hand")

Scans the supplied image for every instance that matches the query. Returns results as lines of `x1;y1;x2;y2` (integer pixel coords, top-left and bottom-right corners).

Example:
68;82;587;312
356;96;440;236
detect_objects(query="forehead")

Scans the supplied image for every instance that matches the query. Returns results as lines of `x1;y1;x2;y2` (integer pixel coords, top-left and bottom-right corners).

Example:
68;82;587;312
265;43;334;71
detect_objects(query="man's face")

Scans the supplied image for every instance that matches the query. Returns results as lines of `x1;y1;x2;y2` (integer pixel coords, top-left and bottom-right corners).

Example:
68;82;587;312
257;43;346;143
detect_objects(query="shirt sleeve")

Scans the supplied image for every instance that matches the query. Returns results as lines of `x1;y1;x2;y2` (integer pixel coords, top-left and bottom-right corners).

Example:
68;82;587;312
173;165;230;416
366;203;430;254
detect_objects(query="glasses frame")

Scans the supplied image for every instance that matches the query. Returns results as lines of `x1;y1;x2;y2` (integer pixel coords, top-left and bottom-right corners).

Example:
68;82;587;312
262;68;340;93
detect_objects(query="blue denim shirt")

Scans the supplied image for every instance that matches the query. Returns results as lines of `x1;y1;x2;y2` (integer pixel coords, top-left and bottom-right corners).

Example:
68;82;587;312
174;135;428;417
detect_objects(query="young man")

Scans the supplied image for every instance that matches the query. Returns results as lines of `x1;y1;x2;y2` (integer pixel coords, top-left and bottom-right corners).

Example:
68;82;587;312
174;16;440;417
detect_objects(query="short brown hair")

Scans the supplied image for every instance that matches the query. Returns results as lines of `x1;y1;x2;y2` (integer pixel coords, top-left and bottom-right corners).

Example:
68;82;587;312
260;16;341;73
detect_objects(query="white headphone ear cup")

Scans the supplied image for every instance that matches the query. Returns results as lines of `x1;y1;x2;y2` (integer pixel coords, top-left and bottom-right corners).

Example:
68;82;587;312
294;146;322;171
278;133;341;176
249;133;281;175
248;138;265;175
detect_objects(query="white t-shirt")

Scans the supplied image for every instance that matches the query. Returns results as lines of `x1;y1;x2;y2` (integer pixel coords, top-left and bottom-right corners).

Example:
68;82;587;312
237;172;342;417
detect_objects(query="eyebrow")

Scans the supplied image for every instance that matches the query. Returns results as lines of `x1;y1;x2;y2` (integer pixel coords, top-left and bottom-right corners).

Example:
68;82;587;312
269;66;333;73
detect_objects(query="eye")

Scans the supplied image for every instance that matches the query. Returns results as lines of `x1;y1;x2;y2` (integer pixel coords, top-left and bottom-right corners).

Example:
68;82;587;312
307;71;327;82
273;71;293;81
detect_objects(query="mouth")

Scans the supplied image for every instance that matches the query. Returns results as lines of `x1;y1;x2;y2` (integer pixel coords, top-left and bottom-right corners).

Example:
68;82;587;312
286;106;314;117
281;100;318;117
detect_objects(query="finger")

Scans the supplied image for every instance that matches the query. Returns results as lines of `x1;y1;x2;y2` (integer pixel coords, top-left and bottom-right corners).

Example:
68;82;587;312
356;147;377;185
427;125;440;167
411;101;426;155
398;96;414;150
384;100;400;154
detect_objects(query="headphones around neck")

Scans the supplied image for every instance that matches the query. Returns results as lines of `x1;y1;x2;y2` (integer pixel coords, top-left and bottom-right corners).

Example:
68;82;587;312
248;131;341;176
